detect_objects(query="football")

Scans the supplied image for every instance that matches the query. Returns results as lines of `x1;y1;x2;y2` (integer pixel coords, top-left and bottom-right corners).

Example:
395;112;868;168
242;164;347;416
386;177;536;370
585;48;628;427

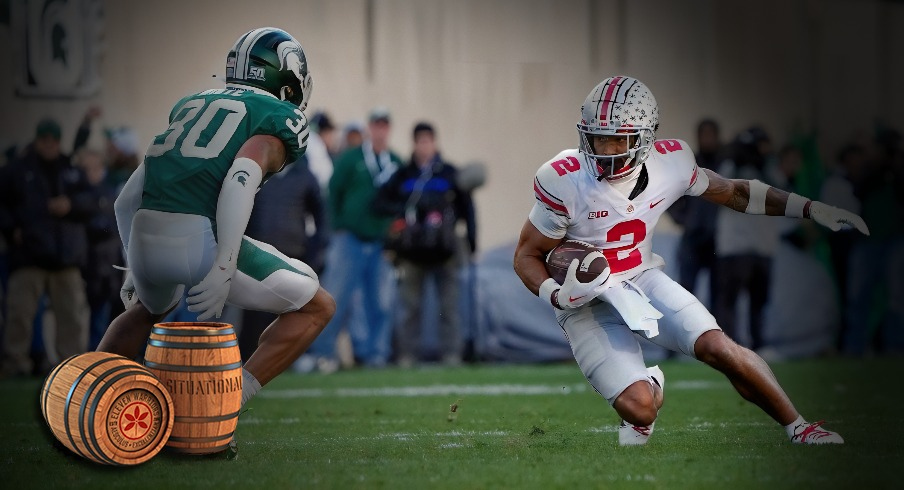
545;239;609;284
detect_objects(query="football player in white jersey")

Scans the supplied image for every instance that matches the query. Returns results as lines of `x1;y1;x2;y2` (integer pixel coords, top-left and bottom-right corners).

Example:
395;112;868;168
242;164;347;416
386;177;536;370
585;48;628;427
514;76;869;446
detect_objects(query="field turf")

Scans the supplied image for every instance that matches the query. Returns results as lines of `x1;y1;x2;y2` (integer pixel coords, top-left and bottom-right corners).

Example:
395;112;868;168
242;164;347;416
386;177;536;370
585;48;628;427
1;358;900;489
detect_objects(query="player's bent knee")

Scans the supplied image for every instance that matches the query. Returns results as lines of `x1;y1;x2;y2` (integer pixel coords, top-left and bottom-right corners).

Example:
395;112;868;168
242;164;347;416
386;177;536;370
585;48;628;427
613;381;658;426
694;330;741;369
300;287;336;328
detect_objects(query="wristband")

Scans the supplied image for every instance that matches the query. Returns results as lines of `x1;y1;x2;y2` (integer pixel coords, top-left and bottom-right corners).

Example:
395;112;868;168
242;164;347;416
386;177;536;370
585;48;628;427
784;192;811;218
539;277;563;310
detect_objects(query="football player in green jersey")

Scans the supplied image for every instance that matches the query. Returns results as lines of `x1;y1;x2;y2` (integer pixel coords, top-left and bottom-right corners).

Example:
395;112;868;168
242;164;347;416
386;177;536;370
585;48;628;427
97;27;335;410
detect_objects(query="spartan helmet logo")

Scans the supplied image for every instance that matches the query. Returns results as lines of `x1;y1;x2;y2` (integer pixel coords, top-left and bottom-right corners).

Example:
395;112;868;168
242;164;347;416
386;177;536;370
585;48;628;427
277;40;305;82
276;40;313;110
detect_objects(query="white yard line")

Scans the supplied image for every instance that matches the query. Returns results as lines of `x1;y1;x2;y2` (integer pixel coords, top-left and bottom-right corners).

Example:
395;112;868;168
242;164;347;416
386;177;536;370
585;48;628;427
258;380;724;399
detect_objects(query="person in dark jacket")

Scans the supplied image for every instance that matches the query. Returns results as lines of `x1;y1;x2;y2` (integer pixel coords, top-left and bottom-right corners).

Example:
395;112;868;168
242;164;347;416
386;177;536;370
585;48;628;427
73;147;122;350
0;118;98;376
239;155;329;361
667;119;724;308
374;122;476;366
306;108;402;370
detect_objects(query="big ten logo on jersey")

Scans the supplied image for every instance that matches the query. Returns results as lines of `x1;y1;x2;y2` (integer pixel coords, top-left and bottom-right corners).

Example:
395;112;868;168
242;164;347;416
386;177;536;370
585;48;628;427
654;139;683;154
551;156;581;176
12;0;103;98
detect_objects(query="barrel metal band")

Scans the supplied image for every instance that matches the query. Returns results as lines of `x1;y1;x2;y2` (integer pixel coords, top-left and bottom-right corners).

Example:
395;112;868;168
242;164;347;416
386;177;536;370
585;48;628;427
43;353;81;421
145;360;243;372
174;410;241;423
147;339;238;349
151;327;235;337
168;431;235;444
63;356;123;462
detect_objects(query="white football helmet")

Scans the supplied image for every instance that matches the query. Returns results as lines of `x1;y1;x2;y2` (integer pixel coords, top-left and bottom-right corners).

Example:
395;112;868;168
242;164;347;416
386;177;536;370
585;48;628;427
577;76;659;181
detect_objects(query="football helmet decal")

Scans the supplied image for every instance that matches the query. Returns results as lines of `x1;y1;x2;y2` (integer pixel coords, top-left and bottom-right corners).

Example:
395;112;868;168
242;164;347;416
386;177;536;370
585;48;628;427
226;27;314;110
577;76;659;181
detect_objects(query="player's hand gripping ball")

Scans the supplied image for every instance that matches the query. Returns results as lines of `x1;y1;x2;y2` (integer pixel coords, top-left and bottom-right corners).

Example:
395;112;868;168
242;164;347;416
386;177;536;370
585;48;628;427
545;240;610;284
544;240;611;309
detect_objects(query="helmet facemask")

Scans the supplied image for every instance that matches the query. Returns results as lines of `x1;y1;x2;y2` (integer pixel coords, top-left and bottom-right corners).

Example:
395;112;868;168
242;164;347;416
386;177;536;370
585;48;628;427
577;125;655;181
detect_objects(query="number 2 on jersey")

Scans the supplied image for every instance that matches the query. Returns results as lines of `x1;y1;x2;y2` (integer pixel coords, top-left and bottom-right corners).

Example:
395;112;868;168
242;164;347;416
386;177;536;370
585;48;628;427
602;219;646;273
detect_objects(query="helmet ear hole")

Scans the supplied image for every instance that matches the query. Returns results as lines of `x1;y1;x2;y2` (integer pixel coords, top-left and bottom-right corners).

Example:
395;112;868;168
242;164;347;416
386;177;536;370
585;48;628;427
279;86;294;103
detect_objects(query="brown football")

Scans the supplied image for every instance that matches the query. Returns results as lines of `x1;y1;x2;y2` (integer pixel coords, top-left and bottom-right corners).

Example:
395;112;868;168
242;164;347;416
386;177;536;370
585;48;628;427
545;239;610;284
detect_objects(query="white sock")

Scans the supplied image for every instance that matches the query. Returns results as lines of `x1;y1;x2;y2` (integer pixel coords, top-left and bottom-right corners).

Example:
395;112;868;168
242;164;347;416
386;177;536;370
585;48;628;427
784;415;806;438
241;368;262;408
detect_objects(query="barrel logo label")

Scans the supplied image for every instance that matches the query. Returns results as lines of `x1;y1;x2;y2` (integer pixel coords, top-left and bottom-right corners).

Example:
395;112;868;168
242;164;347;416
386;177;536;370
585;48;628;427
107;390;162;451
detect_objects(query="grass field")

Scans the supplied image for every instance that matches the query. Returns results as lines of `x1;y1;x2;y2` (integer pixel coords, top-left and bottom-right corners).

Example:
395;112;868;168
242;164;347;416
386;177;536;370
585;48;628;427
1;358;901;489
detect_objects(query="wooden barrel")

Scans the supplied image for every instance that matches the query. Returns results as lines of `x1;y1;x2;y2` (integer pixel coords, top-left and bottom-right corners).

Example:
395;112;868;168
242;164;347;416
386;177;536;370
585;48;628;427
144;322;242;455
40;351;174;465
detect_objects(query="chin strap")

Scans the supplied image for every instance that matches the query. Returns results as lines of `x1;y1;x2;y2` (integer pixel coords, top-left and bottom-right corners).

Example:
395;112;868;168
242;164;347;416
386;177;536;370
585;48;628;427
627;165;649;200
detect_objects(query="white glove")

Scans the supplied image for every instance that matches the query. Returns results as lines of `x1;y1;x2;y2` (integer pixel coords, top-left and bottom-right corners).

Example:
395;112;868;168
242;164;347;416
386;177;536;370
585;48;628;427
551;258;611;309
113;265;138;309
186;261;236;320
598;279;663;337
810;201;870;235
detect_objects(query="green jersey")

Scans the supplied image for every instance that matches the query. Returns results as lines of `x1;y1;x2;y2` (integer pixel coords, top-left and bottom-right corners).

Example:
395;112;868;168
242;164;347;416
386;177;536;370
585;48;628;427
141;87;308;220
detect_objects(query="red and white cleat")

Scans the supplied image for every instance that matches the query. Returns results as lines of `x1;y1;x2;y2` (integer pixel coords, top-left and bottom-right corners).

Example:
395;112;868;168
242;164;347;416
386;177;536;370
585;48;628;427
618;420;655;446
618;365;664;446
790;420;844;445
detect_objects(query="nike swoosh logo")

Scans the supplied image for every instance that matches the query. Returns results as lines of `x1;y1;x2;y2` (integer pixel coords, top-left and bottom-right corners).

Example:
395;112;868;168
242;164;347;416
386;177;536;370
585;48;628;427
569;295;586;302
650;198;665;209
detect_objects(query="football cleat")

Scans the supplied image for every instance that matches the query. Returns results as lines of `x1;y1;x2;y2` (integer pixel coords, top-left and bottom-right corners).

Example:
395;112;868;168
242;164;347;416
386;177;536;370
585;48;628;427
618;420;655;446
790;420;844;445
618;365;664;446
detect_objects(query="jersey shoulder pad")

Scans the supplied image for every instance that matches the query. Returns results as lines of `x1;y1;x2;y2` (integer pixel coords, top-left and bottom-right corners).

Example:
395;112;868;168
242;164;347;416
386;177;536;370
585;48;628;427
651;138;708;195
533;150;580;218
652;138;694;162
652;138;697;173
168;94;197;123
249;95;309;163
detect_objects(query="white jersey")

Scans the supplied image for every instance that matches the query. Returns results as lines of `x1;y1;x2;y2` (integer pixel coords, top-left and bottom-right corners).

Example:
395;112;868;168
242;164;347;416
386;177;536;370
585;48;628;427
530;139;710;279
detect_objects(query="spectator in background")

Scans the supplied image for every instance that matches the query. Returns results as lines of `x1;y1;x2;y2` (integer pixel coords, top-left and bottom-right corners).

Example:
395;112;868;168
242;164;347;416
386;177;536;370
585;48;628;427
73;148;122;350
841;127;904;355
0;118;98;376
339;121;365;154
104;126;141;192
713;127;778;351
820;143;866;347
240;154;328;362
307;108;402;370
306;111;336;191
311;111;338;159
668;118;724;307
374;122;476;367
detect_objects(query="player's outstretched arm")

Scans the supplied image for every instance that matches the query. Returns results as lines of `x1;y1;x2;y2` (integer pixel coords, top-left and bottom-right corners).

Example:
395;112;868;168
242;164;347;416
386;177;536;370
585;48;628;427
698;169;870;235
187;135;287;320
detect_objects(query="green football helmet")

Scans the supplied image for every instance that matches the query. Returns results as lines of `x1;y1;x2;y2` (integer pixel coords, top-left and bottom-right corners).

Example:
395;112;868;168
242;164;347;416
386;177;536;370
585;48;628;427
225;27;313;110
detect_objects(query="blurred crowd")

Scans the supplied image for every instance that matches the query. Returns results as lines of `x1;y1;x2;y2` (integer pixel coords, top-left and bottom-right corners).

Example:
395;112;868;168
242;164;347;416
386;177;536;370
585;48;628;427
0;106;480;377
0;104;901;378
667;119;904;359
